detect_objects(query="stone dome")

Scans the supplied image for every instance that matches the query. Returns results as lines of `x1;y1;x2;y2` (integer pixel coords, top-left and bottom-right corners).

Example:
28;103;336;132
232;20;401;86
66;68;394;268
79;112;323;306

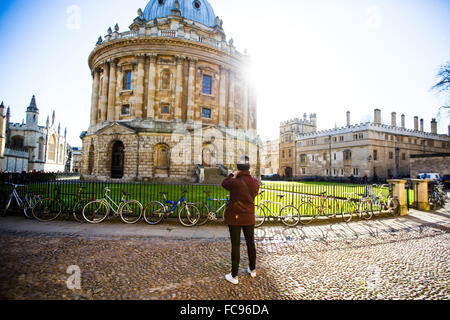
143;0;217;28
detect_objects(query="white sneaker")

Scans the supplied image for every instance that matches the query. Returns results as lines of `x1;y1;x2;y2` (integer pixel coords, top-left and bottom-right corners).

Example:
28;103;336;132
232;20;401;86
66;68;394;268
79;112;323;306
247;268;257;278
225;273;239;285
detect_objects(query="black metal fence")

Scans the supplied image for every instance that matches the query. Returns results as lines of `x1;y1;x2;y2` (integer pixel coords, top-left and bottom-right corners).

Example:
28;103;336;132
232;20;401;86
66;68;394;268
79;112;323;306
0;177;388;217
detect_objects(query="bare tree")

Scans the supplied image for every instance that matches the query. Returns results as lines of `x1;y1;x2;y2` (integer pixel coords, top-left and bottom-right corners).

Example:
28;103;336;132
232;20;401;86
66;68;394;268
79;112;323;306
432;61;450;94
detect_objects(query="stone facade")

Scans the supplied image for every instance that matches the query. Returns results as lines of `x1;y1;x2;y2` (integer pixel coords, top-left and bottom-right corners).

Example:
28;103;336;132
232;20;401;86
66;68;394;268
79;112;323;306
0;97;69;173
410;153;450;178
81;0;260;181
292;110;450;179
261;139;279;176
279;114;317;177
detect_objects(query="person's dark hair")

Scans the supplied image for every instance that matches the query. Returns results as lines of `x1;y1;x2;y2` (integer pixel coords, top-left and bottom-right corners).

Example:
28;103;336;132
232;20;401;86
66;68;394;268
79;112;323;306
237;156;250;171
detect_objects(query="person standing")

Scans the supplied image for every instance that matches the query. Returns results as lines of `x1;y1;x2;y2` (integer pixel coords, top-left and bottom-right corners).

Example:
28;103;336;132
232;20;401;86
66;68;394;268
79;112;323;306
221;156;260;285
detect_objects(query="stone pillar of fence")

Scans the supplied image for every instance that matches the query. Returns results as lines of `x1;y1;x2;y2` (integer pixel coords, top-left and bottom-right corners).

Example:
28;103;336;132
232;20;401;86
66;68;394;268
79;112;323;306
387;179;408;216
409;179;430;211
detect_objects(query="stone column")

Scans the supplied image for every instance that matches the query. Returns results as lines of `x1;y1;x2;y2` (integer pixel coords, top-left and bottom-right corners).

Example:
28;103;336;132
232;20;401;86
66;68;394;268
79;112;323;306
107;60;117;121
243;81;249;131
100;62;110;122
147;54;157;119
387;179;408;216
175;56;185;121
135;55;145;119
186;58;197;123
90;68;100;126
115;66;123;119
218;66;227;127
410;179;430;211
227;71;235;128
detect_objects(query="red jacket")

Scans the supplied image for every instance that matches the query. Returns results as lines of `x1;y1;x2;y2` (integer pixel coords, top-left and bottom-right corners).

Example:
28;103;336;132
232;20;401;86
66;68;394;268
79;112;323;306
222;171;260;226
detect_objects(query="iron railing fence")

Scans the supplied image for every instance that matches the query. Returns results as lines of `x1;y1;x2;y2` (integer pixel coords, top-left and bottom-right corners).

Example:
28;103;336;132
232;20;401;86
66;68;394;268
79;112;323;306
0;179;403;218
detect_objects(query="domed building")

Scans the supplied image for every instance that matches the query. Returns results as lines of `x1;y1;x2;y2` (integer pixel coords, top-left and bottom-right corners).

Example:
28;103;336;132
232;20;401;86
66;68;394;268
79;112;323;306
81;0;260;181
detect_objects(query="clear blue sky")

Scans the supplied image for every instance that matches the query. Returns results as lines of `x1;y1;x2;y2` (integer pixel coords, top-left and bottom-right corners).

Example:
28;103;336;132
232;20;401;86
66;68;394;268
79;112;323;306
0;0;449;147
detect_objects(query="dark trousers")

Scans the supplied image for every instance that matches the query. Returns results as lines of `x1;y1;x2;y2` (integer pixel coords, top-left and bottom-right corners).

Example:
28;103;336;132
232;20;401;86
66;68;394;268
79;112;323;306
228;225;256;278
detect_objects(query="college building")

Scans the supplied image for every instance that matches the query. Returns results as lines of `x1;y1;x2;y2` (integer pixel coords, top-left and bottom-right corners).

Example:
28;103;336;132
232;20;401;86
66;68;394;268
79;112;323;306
280;109;450;179
81;0;260;182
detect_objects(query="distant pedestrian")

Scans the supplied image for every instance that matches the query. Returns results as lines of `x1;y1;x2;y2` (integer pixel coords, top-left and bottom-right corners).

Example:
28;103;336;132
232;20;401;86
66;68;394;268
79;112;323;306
221;156;260;285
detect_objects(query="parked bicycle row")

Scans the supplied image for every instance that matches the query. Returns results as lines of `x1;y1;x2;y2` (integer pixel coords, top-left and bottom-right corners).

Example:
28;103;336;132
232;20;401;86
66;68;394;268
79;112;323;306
0;182;410;228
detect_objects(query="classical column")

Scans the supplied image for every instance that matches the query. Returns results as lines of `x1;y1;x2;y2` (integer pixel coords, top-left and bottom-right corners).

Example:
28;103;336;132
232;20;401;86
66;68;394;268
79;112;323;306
100;62;110;122
107;60;117;121
186;57;197;123
227;71;235;128
90;68;100;126
115;65;123;119
243;81;249;131
175;56;185;121
218;66;227;127
135;55;145;119
147;54;157;119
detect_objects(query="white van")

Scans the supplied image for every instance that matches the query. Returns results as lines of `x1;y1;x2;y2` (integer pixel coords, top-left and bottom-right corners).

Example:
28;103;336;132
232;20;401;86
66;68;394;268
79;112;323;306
418;173;441;181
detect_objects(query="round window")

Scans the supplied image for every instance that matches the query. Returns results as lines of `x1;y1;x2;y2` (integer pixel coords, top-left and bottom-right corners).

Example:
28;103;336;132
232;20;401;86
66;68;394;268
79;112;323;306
193;0;201;9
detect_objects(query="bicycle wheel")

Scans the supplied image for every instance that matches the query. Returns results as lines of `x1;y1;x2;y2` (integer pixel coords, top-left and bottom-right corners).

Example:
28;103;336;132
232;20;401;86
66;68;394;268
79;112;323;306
297;201;314;225
255;204;266;228
371;198;383;217
120;200;143;224
32;198;63;222
143;202;166;225
178;203;200;227
279;205;300;227
389;198;401;217
194;202;211;226
83;200;108;224
341;200;355;223
73;200;88;223
359;200;373;220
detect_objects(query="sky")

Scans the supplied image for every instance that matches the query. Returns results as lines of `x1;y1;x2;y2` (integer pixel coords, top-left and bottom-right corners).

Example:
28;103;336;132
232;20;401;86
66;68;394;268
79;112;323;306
0;0;449;147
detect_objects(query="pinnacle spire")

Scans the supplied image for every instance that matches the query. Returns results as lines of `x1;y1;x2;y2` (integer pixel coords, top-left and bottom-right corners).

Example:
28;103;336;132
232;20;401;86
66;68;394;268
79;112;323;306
27;95;39;112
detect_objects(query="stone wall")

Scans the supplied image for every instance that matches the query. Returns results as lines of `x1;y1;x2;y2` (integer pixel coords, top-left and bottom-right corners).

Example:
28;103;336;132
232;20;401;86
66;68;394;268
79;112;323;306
410;153;450;178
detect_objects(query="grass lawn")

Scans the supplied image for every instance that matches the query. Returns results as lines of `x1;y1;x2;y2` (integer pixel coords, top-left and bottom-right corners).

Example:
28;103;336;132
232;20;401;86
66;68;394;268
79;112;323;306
0;180;414;218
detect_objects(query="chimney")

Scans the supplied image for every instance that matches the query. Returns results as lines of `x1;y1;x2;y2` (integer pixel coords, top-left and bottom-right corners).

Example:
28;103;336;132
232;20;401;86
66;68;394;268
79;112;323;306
374;109;381;125
431;119;437;134
401;114;406;128
420;119;424;132
414;116;419;131
346;111;351;127
391;112;397;127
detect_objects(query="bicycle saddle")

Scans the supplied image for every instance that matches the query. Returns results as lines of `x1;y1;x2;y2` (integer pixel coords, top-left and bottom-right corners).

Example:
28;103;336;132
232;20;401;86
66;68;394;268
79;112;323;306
181;189;188;194
320;191;327;195
122;190;130;196
278;195;285;199
160;192;169;196
358;194;366;197
204;190;212;194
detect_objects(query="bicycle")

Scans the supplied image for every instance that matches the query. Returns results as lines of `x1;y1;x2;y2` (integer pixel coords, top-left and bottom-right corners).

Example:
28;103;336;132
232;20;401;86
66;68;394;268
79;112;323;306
429;182;446;210
372;184;400;216
193;191;230;226
297;191;338;225
340;192;373;223
255;190;300;228
2;183;42;219
32;185;96;222
143;189;200;227
82;187;143;224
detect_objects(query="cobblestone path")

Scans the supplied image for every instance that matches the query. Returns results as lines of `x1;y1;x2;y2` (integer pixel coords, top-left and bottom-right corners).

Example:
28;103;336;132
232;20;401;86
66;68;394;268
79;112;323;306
0;207;448;300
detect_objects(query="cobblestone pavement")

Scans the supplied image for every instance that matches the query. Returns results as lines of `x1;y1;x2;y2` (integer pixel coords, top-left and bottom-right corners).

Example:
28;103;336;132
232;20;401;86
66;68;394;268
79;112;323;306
0;204;448;300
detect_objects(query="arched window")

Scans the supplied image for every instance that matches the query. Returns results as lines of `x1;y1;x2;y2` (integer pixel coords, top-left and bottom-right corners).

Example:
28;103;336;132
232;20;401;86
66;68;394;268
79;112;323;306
160;70;171;90
48;135;56;161
38;137;45;161
155;144;170;169
11;136;24;148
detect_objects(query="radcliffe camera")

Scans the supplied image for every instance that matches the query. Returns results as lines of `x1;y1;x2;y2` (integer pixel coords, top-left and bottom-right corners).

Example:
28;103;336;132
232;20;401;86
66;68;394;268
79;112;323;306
0;0;449;308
